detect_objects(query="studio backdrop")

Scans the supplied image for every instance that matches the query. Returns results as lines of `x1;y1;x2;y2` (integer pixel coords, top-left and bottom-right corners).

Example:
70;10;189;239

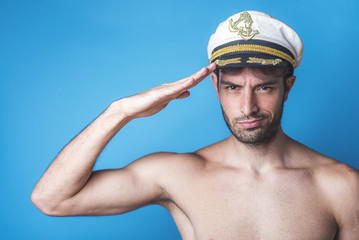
1;0;358;239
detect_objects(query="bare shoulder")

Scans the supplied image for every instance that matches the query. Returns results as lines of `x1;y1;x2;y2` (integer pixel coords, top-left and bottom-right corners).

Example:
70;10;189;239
311;154;359;233
286;140;359;236
301;145;359;198
124;151;207;190
126;138;228;174
125;151;206;174
193;138;228;164
289;140;358;185
313;155;359;195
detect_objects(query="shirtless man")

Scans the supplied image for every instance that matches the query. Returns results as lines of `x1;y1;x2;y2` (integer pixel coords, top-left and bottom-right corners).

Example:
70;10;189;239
31;11;359;239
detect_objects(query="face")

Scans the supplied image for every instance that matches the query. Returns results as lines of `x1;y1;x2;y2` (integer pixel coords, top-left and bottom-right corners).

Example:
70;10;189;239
212;67;295;147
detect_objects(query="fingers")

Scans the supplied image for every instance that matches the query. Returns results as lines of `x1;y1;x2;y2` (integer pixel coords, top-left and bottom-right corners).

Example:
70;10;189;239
161;62;216;100
191;62;217;82
146;62;217;103
122;63;216;119
186;62;217;88
172;63;217;88
167;62;217;85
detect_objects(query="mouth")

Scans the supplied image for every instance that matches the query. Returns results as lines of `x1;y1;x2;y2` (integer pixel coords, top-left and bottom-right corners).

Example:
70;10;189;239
237;119;264;129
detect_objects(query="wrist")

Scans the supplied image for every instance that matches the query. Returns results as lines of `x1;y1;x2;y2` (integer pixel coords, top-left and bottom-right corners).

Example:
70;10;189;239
108;99;135;124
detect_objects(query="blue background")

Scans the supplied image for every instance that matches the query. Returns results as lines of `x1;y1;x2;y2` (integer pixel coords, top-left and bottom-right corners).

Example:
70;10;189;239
1;0;358;239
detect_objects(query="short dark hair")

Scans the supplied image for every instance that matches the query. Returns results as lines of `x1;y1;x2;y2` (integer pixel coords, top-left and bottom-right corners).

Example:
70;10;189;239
216;66;294;90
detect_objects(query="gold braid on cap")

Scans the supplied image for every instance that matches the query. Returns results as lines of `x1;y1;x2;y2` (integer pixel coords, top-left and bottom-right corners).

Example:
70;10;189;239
215;57;242;66
210;44;296;68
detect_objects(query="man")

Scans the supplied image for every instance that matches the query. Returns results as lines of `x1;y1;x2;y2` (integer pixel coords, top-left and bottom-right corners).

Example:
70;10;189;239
32;11;359;239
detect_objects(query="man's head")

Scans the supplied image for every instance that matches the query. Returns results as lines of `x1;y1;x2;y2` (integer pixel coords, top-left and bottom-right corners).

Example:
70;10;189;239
211;66;295;146
207;10;302;146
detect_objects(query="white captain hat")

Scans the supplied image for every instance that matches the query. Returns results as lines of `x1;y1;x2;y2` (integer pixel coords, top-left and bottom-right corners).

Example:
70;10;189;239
208;11;303;70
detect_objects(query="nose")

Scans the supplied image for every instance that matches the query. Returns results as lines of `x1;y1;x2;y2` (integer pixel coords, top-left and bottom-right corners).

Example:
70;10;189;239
240;88;259;116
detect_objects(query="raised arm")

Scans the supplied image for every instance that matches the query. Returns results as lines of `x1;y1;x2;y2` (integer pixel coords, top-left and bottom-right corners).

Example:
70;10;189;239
31;63;216;216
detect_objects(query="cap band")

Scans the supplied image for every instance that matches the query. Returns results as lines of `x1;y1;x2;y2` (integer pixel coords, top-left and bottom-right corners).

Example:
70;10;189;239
210;43;296;68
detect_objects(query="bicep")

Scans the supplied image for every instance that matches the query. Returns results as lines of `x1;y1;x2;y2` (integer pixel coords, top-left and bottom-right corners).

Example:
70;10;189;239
55;163;165;216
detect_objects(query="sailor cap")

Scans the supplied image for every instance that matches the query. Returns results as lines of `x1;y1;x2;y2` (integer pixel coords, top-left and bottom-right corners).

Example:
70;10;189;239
208;11;303;70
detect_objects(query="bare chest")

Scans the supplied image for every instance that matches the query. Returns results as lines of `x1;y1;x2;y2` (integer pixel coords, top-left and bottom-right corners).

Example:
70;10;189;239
166;169;337;240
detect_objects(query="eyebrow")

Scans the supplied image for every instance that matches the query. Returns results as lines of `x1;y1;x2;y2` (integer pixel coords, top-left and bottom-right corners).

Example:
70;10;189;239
220;79;280;88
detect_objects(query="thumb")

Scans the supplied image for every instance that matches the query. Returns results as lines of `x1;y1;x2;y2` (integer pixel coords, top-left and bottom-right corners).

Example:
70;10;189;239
175;91;190;99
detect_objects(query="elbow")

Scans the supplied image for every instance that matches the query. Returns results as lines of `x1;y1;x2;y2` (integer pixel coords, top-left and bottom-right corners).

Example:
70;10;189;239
31;190;62;217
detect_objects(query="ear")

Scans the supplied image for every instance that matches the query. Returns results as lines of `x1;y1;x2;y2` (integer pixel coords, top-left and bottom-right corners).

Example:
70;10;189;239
211;72;219;99
284;75;296;102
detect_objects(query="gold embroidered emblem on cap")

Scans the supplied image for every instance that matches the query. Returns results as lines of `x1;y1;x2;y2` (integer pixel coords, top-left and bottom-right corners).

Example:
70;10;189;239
215;57;242;66
228;12;259;41
247;57;283;66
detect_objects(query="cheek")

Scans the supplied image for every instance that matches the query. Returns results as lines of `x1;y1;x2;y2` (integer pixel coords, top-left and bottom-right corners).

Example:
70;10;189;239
258;97;277;109
257;95;283;114
220;97;237;118
220;95;239;108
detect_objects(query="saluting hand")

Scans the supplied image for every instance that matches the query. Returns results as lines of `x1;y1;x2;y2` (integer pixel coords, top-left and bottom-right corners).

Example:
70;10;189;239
119;63;216;119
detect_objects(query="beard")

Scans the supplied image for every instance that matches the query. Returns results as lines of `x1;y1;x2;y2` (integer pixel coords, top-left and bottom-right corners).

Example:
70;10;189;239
222;100;284;147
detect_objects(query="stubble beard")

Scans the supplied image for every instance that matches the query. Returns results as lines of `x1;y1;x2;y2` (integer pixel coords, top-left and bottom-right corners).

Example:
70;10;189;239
222;100;284;147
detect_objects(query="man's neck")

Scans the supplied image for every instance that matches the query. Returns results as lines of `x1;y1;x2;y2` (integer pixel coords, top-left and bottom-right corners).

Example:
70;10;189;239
224;127;293;174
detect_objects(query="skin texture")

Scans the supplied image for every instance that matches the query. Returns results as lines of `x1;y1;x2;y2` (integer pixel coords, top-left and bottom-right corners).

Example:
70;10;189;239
32;63;359;239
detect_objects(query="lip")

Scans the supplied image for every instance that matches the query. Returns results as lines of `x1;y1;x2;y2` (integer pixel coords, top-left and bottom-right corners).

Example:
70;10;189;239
238;119;263;128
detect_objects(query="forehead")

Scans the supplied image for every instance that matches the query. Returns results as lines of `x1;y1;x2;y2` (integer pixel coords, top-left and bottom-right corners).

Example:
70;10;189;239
219;67;283;83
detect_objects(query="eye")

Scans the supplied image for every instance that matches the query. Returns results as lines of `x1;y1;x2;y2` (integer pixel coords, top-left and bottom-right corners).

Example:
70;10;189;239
257;86;272;92
226;85;239;90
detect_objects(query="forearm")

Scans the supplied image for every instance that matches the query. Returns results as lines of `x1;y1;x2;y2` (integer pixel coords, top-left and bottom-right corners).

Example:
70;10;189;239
32;100;131;212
